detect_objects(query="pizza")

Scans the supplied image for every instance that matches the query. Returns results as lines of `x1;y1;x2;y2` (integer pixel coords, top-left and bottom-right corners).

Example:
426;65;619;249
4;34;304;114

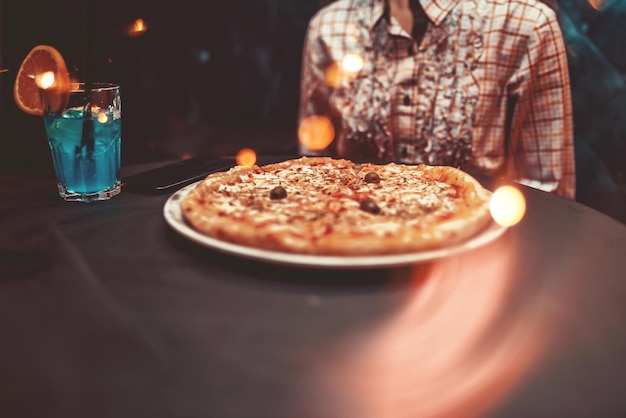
180;156;493;256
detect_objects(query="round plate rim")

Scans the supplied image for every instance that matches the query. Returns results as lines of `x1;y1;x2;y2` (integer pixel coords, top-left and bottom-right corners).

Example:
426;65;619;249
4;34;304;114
163;182;509;269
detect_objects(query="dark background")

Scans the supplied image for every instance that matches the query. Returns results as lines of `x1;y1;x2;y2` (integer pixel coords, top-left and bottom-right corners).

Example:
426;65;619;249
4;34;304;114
0;0;624;224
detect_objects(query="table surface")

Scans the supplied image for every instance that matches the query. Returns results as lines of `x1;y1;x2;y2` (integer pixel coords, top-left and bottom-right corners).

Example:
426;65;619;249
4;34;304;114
1;159;626;418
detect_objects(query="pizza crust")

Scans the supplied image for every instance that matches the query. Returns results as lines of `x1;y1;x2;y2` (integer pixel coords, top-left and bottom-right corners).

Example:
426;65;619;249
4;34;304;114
181;156;493;255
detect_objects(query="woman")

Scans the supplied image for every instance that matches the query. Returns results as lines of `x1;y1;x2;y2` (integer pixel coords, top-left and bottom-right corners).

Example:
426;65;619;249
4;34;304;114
298;0;575;199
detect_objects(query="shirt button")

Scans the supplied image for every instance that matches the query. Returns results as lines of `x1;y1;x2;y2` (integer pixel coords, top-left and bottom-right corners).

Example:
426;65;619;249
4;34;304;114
403;95;411;106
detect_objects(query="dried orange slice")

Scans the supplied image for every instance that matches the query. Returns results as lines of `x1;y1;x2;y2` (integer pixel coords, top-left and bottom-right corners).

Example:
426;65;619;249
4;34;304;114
13;45;71;116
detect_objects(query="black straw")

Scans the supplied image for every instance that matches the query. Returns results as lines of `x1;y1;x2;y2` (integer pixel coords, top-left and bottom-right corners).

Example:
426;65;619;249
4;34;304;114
79;0;95;187
80;0;94;154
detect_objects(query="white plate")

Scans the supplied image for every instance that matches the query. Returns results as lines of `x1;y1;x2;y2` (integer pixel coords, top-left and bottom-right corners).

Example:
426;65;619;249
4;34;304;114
163;182;509;269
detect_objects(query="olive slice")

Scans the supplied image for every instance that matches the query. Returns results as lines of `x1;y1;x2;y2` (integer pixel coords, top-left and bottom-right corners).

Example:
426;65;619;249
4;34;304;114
270;186;287;200
364;172;380;183
360;199;381;214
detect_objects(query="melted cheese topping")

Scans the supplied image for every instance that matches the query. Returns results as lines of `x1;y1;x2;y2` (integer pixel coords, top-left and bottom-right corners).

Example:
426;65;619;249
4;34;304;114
199;159;462;237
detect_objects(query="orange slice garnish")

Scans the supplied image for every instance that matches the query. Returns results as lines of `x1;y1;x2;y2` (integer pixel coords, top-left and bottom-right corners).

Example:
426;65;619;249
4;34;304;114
13;45;71;116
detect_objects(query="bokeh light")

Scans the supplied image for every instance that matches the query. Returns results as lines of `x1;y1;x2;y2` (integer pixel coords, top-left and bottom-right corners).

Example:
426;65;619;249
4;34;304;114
324;54;363;88
129;18;148;37
35;71;55;89
97;112;109;124
236;148;257;167
298;115;335;151
324;62;344;88
490;185;526;227
342;53;364;73
588;0;608;10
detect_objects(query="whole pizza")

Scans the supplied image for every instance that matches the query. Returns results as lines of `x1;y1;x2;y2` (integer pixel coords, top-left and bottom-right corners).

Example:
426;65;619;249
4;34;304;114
181;156;493;256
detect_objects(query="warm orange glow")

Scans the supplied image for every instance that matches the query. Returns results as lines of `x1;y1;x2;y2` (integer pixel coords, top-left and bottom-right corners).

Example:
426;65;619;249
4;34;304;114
35;71;55;89
97;112;108;124
236;148;257;167
588;0;608;10
311;244;550;418
324;55;362;88
129;18;148;36
342;53;364;73
324;62;344;88
298;115;335;151
490;185;526;227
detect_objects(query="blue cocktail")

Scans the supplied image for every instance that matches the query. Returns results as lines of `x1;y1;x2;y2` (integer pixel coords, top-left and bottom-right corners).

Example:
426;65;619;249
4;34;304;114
43;83;122;202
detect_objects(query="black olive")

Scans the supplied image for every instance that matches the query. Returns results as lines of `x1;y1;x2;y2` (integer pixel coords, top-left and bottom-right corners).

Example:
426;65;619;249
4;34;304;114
270;186;287;200
360;199;381;214
364;172;380;183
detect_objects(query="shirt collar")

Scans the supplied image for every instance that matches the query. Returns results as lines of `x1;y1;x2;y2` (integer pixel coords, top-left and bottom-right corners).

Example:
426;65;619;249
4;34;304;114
421;0;460;25
367;0;459;29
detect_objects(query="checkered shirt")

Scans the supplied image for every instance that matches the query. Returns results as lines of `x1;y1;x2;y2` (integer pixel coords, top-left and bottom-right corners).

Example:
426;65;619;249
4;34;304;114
299;0;575;199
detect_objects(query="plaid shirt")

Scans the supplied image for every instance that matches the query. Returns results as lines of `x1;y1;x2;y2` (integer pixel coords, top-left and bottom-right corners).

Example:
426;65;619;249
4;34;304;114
299;0;575;199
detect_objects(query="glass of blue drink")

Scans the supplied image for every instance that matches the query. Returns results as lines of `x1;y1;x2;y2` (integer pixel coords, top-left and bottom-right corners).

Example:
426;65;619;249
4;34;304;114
43;83;121;202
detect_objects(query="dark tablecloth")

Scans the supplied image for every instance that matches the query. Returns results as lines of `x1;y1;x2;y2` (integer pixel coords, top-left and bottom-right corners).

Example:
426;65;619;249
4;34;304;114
1;161;626;418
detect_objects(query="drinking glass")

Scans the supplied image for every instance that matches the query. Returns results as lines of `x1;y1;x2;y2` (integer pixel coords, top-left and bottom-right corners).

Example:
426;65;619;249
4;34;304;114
43;83;122;202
